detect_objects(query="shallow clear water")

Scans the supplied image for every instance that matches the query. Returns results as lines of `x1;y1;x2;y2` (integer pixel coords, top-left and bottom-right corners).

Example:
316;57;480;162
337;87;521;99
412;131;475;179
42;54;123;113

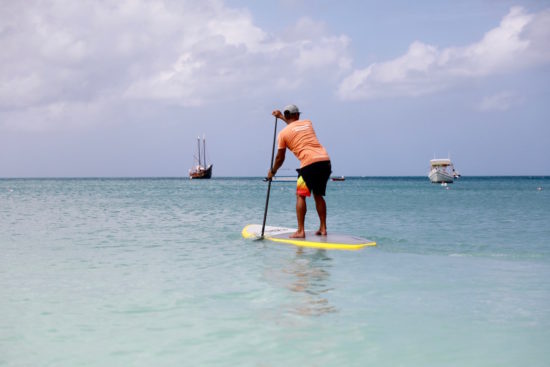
1;177;549;366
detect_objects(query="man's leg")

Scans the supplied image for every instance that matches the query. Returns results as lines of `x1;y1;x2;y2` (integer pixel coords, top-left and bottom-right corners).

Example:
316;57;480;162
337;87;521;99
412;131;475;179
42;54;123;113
314;193;327;235
290;194;307;238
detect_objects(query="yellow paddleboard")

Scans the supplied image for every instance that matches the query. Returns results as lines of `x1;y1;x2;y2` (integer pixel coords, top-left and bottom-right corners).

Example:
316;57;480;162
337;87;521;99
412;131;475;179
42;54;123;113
242;224;376;250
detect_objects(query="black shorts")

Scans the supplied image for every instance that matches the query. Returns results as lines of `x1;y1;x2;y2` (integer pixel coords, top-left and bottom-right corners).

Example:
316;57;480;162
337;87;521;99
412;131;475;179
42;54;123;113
297;160;332;197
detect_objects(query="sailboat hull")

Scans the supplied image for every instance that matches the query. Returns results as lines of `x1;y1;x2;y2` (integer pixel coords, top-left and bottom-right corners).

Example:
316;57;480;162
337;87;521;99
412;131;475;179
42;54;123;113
190;164;213;179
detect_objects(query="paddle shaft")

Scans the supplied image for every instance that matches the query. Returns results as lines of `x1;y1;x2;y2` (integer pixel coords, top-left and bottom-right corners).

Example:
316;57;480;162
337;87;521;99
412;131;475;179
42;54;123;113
261;117;278;237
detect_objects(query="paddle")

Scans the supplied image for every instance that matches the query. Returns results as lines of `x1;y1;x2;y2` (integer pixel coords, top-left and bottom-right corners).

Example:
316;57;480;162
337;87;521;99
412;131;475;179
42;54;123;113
261;116;278;238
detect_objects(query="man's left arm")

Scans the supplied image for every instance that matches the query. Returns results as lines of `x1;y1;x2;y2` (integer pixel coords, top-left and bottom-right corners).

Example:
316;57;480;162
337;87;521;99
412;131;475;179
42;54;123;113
267;148;286;179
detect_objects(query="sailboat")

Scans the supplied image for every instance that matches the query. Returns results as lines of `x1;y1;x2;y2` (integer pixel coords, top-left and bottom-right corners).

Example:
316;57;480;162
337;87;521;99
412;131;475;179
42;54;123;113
189;135;213;179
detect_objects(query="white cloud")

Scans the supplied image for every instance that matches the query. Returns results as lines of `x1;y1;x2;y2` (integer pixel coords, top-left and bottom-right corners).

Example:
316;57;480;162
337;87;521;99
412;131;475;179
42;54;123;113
0;0;351;130
478;91;521;112
124;14;351;105
338;6;550;101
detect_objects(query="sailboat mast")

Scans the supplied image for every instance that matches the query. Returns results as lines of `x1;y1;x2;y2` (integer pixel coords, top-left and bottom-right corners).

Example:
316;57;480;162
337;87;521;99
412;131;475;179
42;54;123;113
197;136;201;168
203;135;206;167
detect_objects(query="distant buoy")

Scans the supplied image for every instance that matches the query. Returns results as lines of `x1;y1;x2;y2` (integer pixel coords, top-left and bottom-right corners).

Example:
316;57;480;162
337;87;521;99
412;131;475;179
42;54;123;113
537;187;543;191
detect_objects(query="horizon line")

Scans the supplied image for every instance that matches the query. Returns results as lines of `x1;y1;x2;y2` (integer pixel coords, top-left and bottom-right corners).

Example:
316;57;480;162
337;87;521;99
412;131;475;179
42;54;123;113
1;175;549;180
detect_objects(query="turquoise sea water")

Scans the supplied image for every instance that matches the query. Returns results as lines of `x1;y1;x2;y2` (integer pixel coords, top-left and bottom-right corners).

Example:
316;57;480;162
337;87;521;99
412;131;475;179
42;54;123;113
1;177;549;366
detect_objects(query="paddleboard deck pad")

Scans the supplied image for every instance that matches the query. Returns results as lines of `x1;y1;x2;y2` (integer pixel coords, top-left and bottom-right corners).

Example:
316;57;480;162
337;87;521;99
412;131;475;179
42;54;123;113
242;224;376;250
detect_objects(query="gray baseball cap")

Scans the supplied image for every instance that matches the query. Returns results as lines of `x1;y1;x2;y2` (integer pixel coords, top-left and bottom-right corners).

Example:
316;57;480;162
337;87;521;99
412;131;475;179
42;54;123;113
283;104;300;115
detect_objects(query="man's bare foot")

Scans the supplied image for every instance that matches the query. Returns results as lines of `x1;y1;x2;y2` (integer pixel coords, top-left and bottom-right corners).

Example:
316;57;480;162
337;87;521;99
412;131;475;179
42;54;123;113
290;231;305;238
315;229;327;236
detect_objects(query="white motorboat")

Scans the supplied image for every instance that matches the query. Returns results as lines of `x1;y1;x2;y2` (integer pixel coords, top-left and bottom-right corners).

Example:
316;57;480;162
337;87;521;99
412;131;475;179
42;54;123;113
429;159;457;184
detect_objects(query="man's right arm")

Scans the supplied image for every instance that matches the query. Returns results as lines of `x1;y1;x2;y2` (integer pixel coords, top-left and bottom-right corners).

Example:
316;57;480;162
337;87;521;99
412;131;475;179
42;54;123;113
272;110;288;123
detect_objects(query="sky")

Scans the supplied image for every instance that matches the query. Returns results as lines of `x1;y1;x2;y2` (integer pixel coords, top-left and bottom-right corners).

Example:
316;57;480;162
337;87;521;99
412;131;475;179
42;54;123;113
1;0;549;177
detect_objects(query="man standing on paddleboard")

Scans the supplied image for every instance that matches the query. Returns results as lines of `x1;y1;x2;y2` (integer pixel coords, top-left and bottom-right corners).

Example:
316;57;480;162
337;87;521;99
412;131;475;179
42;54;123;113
267;105;332;239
